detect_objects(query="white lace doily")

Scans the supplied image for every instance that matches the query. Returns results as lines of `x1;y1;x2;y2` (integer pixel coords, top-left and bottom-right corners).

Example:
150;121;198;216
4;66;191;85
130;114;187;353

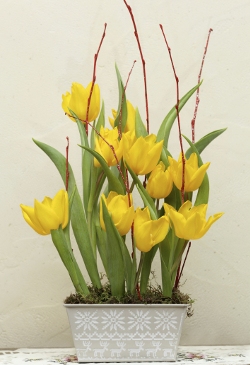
0;346;250;364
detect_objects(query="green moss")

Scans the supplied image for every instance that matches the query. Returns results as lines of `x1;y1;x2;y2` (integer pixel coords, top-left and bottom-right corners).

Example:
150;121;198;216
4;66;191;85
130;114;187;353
64;283;194;317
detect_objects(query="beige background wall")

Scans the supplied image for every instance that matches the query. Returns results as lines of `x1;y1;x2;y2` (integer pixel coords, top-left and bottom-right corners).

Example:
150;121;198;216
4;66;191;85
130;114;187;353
1;0;250;348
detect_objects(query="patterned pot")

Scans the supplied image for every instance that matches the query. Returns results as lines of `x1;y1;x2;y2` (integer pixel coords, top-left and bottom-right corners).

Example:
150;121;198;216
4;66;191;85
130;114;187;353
64;303;187;362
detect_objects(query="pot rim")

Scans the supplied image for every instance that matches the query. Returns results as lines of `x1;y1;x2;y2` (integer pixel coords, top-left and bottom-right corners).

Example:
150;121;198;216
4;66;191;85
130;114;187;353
64;303;188;308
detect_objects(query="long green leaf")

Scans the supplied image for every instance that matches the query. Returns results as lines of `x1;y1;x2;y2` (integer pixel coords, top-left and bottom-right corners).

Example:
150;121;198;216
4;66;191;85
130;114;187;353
79;145;124;195
102;200;125;298
33;139;102;288
157;82;202;147
135;107;148;137
126;163;157;219
51;227;89;296
72;115;91;214
140;245;158;294
114;64;127;132
186;128;227;159
96;100;105;131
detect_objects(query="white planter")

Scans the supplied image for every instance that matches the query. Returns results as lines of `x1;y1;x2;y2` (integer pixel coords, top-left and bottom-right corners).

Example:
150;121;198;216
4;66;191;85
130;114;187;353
65;303;187;362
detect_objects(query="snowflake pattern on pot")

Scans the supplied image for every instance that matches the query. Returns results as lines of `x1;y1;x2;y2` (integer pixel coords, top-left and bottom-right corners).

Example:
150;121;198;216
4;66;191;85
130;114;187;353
127;309;151;331
154;310;178;331
102;310;125;331
75;310;99;331
66;305;187;362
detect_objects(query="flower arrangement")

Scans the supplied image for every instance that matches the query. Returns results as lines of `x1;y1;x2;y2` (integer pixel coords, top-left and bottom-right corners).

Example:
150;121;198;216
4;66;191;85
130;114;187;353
20;5;225;303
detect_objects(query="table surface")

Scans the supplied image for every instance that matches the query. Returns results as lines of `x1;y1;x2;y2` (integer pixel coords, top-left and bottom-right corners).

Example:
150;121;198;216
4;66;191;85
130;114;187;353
0;346;250;365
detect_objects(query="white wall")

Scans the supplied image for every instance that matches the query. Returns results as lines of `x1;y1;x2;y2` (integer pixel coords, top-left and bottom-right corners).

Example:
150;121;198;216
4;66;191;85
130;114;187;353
1;0;250;347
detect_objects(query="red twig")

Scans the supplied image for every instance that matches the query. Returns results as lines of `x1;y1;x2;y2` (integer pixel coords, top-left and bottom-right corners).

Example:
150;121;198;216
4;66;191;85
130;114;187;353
160;24;185;204
118;60;137;139
125;60;137;91
175;241;191;288
123;0;149;133
85;23;107;135
66;137;70;191
191;28;213;143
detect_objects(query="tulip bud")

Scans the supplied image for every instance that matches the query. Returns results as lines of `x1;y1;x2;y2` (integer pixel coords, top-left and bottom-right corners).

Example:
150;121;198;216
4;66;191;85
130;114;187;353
20;189;69;235
146;162;173;199
123;132;163;175
94;126;123;167
164;201;223;240
134;207;170;252
168;153;210;192
62;82;100;122
100;192;134;236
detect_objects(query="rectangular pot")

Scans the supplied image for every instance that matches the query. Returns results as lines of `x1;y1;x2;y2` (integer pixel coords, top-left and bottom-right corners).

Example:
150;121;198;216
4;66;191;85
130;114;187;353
65;303;187;362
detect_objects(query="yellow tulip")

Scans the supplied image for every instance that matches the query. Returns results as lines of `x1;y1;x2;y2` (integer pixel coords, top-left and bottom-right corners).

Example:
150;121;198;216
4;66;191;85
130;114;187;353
168;153;210;192
109;100;136;132
146;162;173;199
134;207;170;252
94;126;123;167
100;192;134;236
123;132;163;175
20;189;69;235
62;82;100;122
164;200;223;240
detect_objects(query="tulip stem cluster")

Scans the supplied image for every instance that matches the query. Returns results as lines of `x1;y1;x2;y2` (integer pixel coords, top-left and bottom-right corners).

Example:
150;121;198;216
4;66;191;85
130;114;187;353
20;10;225;301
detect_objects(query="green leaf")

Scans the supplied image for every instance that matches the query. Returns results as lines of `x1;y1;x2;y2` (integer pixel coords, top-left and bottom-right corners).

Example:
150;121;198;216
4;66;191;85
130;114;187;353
182;135;209;205
96;225;109;276
140;245;158;294
70;112;91;214
159;243;172;297
157;82;202;148
33;139;102;288
135;107;148;137
186;128;227;159
164;184;182;211
79;145;124;195
51;227;89;296
160;146;172;168
114;64;127;132
101;200;125;298
126;163;157;219
96;100;105;131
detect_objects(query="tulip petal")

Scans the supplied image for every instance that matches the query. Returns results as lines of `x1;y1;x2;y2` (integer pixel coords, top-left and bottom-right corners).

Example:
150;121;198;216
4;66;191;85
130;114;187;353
169;210;187;239
34;200;60;233
197;212;224;239
187;162;210;192
114;206;134;236
20;204;47;235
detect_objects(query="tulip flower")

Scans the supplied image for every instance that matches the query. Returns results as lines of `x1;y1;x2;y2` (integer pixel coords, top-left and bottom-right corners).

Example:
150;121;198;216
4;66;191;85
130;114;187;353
100;192;134;236
62;82;100;122
146;162;173;199
94;126;123;167
168;153;210;192
164;200;223;240
109;100;136;132
134;207;170;252
123;132;163;175
20;189;69;235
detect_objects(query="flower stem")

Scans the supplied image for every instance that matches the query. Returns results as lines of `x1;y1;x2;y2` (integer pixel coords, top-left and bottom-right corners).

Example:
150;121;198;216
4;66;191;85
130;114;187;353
65;137;70;191
134;252;145;295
